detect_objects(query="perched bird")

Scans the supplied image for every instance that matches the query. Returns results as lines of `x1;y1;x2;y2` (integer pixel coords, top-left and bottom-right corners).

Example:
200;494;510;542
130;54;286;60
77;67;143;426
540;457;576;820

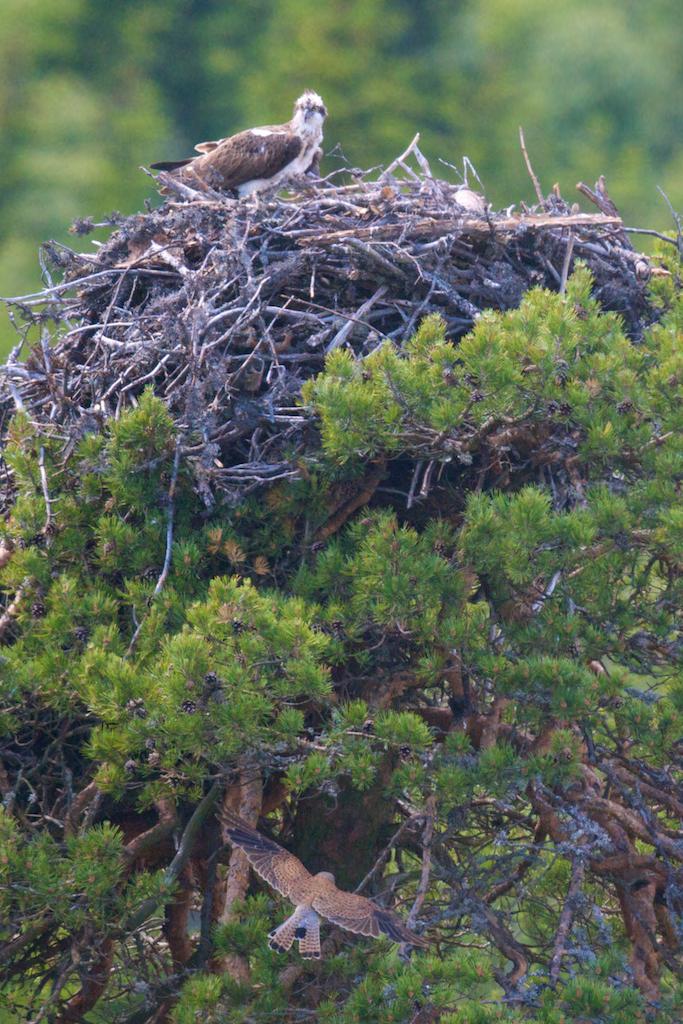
150;90;327;196
222;809;428;958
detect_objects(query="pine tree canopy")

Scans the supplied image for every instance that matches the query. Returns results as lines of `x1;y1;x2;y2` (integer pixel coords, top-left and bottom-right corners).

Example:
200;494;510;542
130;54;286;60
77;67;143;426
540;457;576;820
0;173;682;1023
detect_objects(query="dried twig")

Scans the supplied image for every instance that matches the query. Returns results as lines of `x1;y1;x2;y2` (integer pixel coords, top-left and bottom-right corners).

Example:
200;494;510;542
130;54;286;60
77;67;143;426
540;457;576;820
354;813;422;894
383;133;422;179
38;447;55;541
124;783;221;933
657;186;683;255
406;794;436;930
549;858;586;984
0;582;27;641
325;285;388;353
519;126;545;206
126;438;182;655
559;231;575;295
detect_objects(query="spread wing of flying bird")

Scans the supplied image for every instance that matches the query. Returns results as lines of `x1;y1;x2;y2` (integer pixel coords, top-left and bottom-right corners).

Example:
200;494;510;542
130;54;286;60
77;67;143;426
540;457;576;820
150;90;327;197
222;809;428;958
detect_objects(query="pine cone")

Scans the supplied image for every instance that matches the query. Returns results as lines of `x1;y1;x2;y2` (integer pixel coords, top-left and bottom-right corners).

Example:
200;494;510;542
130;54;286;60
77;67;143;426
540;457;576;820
320;619;346;640
202;671;224;703
125;698;147;719
181;699;197;714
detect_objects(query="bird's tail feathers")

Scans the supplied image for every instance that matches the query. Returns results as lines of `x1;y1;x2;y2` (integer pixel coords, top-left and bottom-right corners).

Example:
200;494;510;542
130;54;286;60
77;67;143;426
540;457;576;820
268;915;299;954
220;808;283;855
150;159;193;172
297;914;321;959
376;909;430;948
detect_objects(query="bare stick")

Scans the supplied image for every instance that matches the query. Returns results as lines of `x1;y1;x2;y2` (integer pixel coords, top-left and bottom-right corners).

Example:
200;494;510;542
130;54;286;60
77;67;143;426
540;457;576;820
0;542;13;570
65;780;102;838
38;446;55;540
413;143;434;179
153;439;182;599
325;285;388;353
622;227;681;247
126;438;182;655
0;582;27;641
576;177;631;248
559;232;575;295
656;186;683;254
346;238;408;281
382;133;421;178
406;794;436;930
148;168;223;203
124;783;221;932
354;814;422;894
297;211;621;245
407;460;424;510
549;858;585;985
519;127;545;206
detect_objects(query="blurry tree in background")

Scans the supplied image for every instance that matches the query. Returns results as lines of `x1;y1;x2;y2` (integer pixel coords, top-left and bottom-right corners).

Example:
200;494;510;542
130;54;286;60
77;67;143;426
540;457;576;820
1;0;682;354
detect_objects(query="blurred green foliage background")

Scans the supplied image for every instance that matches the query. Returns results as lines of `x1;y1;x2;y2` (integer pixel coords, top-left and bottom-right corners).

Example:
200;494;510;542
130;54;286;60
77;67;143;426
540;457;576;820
1;0;682;356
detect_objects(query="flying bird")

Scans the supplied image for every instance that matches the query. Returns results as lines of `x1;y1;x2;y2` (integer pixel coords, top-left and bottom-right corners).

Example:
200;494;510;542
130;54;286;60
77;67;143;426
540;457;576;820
150;90;327;197
222;809;428;959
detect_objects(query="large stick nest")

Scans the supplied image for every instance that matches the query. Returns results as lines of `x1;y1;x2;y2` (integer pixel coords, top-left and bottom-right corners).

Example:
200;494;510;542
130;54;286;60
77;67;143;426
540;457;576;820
0;143;661;508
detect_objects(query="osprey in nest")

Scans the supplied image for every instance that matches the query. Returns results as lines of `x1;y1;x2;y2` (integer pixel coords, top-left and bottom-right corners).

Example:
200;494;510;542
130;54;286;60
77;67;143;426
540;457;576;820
151;90;327;196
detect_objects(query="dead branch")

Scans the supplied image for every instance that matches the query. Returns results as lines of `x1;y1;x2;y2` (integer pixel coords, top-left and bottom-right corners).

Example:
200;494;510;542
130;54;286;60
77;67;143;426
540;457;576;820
406;795;436;930
518;126;545;207
38;446;55;541
214;767;263;983
313;462;386;544
126;438;182;655
0;582;27;641
549;858;585;985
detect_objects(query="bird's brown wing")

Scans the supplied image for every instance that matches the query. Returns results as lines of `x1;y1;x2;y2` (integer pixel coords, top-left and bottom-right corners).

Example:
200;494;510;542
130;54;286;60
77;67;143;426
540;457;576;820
312;887;429;947
222;809;314;904
194;122;283;154
191;129;303;189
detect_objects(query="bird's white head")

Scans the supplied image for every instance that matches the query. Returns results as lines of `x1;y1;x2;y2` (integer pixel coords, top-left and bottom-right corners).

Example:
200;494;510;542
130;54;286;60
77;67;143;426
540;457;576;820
315;870;336;883
292;90;327;137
